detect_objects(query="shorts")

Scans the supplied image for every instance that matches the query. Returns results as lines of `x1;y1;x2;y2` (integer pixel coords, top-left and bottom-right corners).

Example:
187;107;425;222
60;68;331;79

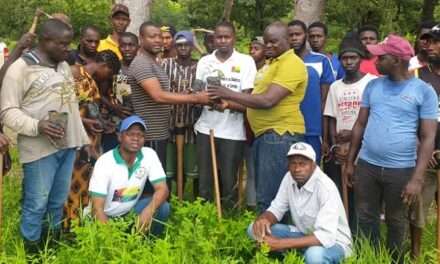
409;169;438;228
165;142;198;179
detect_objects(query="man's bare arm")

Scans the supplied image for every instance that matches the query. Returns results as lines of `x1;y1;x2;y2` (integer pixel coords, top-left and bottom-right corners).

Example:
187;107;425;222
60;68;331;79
91;197;109;224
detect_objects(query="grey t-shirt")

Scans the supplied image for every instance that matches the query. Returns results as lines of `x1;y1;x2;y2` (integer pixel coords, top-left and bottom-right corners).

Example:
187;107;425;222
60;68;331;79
128;52;170;140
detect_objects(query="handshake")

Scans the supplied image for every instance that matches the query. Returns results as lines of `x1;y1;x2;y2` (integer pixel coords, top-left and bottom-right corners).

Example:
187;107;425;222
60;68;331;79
191;77;232;111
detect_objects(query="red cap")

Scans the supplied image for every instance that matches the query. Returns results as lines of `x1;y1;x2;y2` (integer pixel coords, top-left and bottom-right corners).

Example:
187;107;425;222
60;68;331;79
367;34;414;61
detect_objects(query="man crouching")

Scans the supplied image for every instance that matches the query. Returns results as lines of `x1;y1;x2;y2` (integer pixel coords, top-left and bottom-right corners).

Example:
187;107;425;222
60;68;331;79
88;115;170;235
247;142;352;264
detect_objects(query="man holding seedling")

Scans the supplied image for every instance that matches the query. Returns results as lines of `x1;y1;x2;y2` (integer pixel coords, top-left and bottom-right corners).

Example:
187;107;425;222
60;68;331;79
88;115;170;235
247;142;352;264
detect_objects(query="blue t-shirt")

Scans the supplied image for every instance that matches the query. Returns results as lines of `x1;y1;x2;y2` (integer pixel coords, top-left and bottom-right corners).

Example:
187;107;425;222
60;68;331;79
300;51;336;136
300;67;321;135
329;53;345;80
359;77;438;168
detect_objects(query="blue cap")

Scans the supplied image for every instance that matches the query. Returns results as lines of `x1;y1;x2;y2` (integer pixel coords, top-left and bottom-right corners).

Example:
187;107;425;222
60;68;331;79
174;31;194;46
119;115;147;133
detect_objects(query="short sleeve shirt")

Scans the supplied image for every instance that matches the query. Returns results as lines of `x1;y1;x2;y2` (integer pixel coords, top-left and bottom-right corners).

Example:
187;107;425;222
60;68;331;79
324;73;377;132
359;77;438;168
128;52;171;140
247;50;307;137
88;147;166;217
194;50;257;140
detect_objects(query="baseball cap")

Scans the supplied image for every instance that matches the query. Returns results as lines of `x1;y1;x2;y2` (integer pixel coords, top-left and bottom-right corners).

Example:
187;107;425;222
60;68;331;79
366;34;414;61
251;36;265;46
287;142;316;162
420;24;440;40
111;4;129;17
119;115;147;133
174;31;194;46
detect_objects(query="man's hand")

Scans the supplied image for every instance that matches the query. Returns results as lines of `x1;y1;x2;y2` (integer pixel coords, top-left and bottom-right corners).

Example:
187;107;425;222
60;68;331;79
0;133;9;154
82;118;104;135
212;99;229;112
321;141;330;158
16;32;36;50
401;178;423;205
263;235;285;252
137;206;155;232
194;91;210;105
113;104;132;118
336;130;352;144
343;162;355;188
207;85;234;100
252;218;272;242
428;150;440;169
38;120;65;139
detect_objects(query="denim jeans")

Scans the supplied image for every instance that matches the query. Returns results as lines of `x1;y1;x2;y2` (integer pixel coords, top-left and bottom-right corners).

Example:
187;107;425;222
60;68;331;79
247;223;345;264
132;197;171;236
21;148;76;241
354;159;413;264
252;132;304;213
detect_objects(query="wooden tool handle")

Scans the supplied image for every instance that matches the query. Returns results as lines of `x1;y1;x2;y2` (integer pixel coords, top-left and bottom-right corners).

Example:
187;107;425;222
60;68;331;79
0;153;4;239
210;129;222;219
437;170;440;262
176;134;184;201
341;164;349;219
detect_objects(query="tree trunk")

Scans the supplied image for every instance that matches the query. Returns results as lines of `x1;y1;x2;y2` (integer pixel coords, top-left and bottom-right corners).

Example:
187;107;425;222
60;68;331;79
222;0;234;22
293;0;325;26
115;0;152;35
421;0;438;23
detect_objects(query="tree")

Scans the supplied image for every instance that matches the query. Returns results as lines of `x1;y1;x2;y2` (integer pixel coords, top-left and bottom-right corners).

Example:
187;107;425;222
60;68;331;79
115;0;152;34
294;0;325;25
222;0;234;22
421;0;439;23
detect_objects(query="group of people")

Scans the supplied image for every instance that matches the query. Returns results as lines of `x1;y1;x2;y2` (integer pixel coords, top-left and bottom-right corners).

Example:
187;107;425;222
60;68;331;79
0;3;439;263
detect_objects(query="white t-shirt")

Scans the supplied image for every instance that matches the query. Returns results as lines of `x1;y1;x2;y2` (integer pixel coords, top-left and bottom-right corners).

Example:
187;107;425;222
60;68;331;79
194;50;257;140
324;73;377;132
408;55;425;71
88;147;166;217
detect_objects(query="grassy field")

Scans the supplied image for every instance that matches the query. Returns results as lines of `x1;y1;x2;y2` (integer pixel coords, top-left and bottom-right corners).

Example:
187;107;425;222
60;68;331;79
0;149;438;263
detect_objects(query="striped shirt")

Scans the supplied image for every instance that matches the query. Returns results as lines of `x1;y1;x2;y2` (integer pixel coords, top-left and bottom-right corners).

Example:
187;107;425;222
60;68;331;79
128;52;171;140
162;58;198;143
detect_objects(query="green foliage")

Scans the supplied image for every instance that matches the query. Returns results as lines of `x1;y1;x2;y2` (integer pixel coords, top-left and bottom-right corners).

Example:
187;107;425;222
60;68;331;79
151;1;190;30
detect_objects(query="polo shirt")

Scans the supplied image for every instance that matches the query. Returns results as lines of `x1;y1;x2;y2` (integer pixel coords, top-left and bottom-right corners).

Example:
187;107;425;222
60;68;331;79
98;35;122;60
88;147;166;217
268;166;352;257
194;50;256;140
359;77;438;168
247;49;307;137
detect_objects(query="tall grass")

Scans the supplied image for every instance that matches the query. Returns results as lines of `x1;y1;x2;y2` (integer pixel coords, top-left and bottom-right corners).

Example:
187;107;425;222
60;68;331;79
0;150;438;263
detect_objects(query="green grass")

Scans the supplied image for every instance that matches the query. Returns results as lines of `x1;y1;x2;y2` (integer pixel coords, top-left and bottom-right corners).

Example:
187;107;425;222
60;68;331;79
0;149;438;263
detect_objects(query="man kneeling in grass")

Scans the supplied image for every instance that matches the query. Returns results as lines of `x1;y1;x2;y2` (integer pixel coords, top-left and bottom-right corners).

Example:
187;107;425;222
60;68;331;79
248;142;352;264
88;115;170;235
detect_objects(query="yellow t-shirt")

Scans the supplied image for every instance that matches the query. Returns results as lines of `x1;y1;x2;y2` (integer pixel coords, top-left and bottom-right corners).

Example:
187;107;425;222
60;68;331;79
247;49;307;137
97;35;122;60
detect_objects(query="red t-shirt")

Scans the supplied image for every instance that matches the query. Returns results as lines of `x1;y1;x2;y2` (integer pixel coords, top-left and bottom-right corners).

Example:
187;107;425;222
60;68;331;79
360;56;380;76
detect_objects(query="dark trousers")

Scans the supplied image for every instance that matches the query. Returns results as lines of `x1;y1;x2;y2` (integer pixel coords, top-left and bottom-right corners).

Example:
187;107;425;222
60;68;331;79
354;159;413;264
143;139;169;194
324;159;357;233
196;132;245;209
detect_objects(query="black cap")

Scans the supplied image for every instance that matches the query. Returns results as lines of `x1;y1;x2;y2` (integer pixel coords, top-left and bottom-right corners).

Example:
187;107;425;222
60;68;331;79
421;25;440;40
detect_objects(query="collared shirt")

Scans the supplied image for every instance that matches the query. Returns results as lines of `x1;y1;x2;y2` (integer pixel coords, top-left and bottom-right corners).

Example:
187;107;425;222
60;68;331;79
194;49;257;140
98;35;122;60
267;166;352;257
247;49;307;137
88;147;166;217
0;53;89;163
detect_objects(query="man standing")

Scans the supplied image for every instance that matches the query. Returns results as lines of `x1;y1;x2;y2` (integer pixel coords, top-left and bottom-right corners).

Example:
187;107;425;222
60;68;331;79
129;22;209;184
345;35;438;263
98;4;130;60
247;142;352;264
208;21;307;212
88;115;170;235
287;19;335;162
409;21;437;71
160;25;177;60
161;31;199;192
358;25;380;76
67;25;101;66
324;36;376;229
308;21;344;80
0;19;89;252
195;21;256;208
408;25;440;259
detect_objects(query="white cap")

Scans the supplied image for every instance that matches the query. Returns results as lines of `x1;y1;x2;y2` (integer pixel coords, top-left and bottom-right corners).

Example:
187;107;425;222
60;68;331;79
286;142;316;162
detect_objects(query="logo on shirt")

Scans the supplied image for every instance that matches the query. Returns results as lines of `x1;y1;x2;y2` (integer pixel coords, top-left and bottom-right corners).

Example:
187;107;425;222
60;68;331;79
112;186;140;202
134;167;146;179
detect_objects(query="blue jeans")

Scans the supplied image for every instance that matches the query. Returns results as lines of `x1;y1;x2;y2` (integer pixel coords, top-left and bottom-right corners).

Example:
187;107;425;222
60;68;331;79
132;197;170;236
247;223;345;264
21;148;76;241
252;132;304;213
